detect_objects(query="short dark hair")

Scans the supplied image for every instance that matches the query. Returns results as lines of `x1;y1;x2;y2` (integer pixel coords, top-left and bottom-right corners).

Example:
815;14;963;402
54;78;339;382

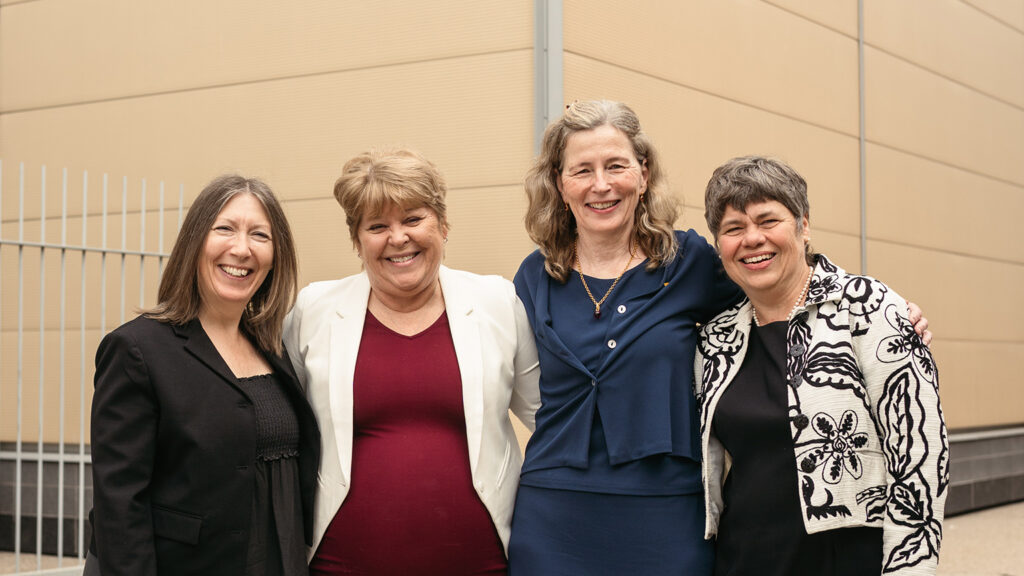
704;155;814;264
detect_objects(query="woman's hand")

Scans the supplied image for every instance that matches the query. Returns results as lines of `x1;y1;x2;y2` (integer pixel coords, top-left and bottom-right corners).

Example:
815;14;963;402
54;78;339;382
907;301;932;345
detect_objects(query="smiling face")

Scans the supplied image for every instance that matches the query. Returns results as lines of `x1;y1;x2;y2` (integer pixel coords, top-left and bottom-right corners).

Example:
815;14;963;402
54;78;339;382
558;124;648;244
197;193;274;317
357;202;446;306
716;200;810;306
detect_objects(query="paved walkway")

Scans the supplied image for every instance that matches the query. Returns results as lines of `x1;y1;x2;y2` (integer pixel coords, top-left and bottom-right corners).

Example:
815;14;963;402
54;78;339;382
0;554;81;576
938;499;1024;575
1;500;1021;575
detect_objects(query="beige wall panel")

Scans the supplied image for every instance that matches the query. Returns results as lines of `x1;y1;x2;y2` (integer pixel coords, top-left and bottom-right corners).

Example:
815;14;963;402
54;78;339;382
512;416;530;453
681;206;715;243
287;184;534;288
1;51;535;203
444;185;537;280
564;0;859;134
564;55;862;238
865;0;1024;108
763;0;858;37
284;198;356;288
0;0;532;111
864;47;1024;186
929;340;1024;429
865;144;1024;263
963;0;1024;32
808;230;862;275
0;329;99;443
866;241;1024;343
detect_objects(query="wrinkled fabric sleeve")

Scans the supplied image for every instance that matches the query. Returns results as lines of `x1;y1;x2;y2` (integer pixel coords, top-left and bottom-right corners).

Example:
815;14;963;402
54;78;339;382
509;292;541;431
693;237;744;323
90;330;159;576
858;285;948;575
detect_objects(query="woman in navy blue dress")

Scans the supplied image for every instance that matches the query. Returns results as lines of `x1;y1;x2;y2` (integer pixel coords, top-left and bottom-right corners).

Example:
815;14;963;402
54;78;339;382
508;100;742;575
507;101;931;575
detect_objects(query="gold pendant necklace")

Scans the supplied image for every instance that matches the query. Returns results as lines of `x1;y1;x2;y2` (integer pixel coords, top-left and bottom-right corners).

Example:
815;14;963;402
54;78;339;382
574;238;636;319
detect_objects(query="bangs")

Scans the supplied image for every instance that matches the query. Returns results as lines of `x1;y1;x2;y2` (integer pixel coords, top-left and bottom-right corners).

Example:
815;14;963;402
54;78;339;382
358;178;430;221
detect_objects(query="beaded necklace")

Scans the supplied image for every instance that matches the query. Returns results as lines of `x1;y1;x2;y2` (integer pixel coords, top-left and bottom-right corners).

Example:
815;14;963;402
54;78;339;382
751;265;813;327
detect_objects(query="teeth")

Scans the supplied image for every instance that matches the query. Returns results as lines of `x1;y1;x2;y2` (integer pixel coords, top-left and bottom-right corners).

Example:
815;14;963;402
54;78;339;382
742;254;774;264
590;201;617;209
221;265;250;277
388;254;415;263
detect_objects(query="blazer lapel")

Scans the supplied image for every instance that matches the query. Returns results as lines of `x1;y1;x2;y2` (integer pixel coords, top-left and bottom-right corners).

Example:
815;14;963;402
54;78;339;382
174;319;244;394
328;273;371;486
439;267;484;476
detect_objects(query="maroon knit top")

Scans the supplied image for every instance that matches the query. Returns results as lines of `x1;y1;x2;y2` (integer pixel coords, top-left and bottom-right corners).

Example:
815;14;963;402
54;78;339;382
309;310;507;576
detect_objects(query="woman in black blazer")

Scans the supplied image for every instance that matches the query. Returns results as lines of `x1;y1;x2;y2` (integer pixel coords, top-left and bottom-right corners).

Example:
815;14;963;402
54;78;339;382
86;175;320;576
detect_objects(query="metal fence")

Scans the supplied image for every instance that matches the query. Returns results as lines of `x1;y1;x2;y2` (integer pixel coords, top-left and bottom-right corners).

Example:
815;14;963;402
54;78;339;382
0;160;182;574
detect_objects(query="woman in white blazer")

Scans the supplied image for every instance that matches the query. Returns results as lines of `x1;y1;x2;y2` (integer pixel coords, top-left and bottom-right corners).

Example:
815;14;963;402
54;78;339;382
283;148;540;575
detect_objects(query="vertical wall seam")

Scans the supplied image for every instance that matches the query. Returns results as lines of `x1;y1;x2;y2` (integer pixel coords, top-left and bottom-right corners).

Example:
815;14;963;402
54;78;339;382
858;0;868;274
534;0;564;151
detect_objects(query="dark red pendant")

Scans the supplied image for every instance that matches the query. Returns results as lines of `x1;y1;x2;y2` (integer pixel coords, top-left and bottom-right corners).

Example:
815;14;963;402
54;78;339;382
594;309;602;319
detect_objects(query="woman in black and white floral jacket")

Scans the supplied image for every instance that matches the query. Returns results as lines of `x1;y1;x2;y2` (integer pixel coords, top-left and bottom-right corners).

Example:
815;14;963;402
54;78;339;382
695;156;947;575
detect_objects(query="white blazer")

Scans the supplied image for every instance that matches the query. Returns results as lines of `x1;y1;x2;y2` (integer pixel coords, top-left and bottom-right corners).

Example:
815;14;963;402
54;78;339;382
282;266;541;558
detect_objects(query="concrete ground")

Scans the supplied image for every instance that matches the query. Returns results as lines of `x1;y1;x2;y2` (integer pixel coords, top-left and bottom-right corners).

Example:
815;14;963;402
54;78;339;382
0;554;81;576
1;500;1021;575
938;499;1024;576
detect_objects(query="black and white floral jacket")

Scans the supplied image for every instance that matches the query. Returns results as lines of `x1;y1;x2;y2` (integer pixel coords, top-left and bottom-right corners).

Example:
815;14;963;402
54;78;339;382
695;254;948;575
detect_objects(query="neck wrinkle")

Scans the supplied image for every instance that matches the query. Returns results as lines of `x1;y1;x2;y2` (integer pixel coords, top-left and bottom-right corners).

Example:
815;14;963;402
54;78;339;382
197;304;245;337
749;264;812;324
369;278;443;315
576;230;641;276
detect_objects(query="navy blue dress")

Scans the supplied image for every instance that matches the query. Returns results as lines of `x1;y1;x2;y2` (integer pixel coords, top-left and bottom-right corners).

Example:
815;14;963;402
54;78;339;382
509;230;742;575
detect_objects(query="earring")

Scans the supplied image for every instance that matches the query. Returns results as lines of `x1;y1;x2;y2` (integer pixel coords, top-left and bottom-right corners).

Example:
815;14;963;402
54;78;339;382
563;202;569;212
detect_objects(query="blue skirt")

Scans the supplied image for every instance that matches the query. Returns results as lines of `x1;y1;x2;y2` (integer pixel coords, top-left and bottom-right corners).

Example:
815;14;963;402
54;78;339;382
508;485;714;576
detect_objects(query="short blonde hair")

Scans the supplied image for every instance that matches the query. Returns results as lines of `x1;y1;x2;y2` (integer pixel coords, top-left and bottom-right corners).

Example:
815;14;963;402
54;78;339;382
147;175;297;355
524;100;679;282
333;148;448;247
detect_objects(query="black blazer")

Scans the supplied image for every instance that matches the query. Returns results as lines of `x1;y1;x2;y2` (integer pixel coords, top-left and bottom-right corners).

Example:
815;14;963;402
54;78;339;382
88;315;320;576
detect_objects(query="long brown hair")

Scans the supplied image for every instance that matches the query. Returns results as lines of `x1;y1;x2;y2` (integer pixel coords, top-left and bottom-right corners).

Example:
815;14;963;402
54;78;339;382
146;174;297;355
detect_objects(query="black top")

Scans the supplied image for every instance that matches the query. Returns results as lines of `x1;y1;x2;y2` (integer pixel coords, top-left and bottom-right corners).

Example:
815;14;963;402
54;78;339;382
711;321;881;576
89;316;320;576
238;372;302;461
236;373;307;576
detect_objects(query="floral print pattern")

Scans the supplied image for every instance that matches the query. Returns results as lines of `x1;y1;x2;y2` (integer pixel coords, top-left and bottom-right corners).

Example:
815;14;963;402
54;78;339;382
698;255;948;575
798;410;869;484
